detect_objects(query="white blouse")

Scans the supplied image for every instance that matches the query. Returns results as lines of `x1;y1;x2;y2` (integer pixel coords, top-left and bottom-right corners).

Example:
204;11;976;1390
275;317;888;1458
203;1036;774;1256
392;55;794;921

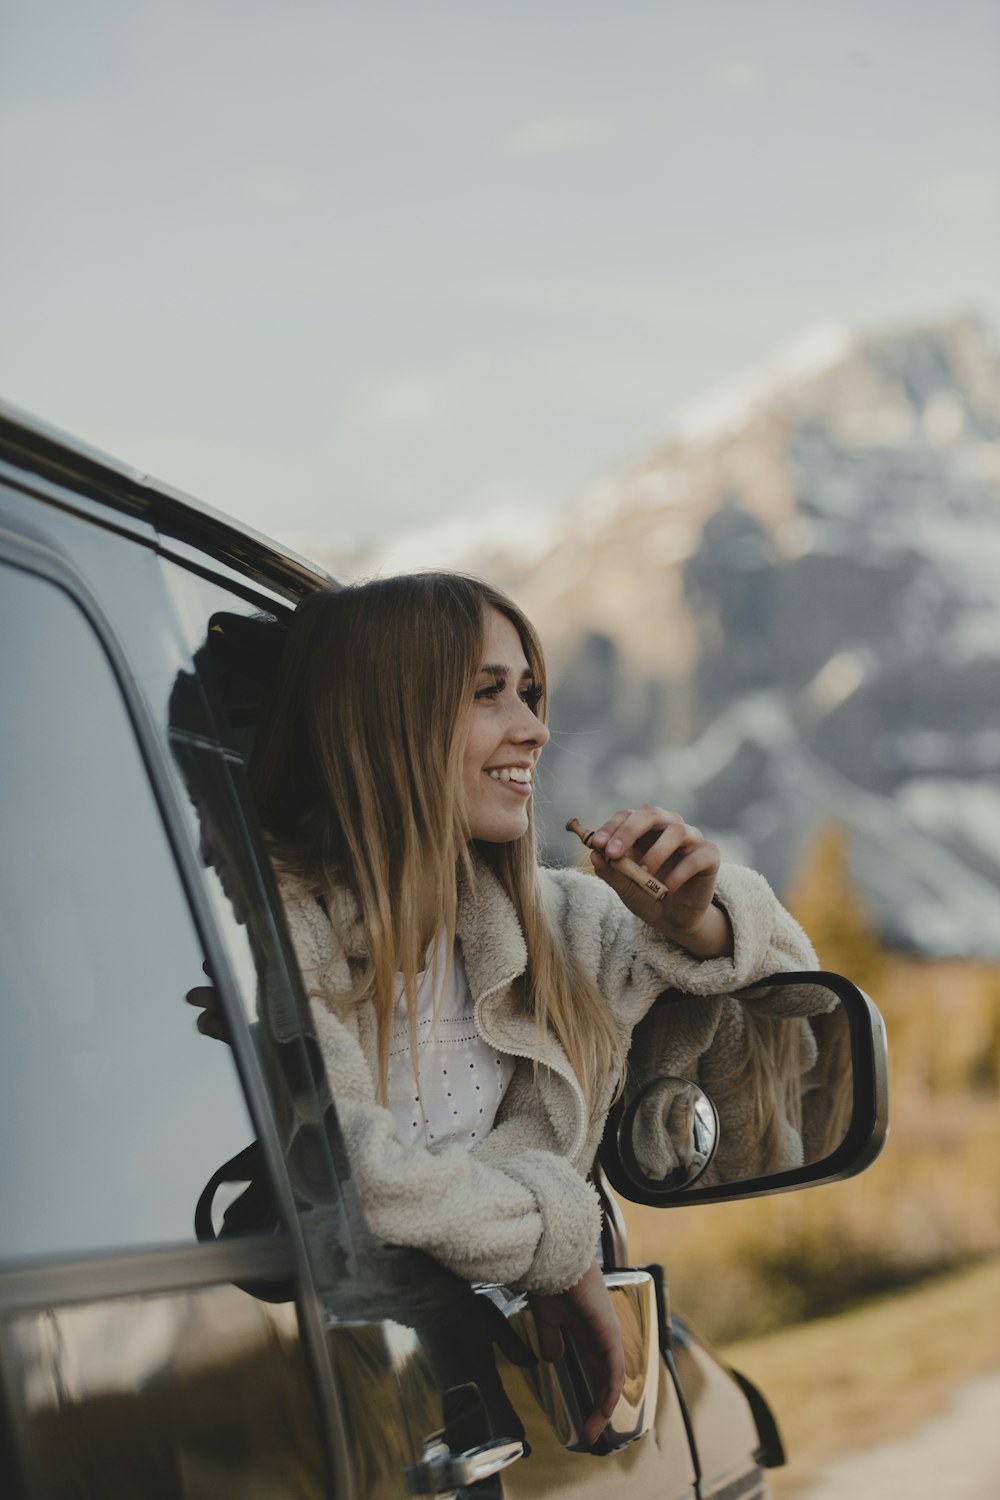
386;936;514;1153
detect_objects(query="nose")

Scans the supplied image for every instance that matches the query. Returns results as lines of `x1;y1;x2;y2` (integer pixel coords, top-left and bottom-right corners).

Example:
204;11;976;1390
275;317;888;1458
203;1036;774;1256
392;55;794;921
510;699;550;749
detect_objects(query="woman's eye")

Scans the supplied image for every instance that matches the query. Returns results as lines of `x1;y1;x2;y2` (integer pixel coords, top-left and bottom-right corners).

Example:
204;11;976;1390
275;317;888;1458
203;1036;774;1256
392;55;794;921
474;677;542;707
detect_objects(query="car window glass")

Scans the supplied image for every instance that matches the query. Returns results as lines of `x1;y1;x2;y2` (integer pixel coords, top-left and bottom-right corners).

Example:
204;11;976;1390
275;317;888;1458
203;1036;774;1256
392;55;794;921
160;556;288;764
0;561;259;1262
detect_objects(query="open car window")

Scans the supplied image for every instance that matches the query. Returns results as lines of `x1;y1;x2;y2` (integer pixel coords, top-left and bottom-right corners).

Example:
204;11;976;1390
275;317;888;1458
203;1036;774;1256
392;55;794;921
160;555;292;765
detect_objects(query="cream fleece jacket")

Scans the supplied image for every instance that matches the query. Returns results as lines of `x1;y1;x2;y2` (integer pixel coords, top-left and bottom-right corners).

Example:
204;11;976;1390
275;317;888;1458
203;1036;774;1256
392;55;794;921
279;858;817;1296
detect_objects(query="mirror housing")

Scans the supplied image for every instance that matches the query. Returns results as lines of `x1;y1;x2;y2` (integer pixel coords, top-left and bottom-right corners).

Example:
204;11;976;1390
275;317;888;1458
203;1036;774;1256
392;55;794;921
599;971;888;1208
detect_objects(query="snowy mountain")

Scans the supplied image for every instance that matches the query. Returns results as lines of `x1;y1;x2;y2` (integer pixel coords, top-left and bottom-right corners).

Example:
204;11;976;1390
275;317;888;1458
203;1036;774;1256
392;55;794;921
457;315;1000;957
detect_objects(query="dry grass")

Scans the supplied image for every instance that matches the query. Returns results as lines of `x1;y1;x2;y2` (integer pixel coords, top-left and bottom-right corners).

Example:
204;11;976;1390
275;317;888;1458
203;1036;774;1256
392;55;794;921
620;937;1000;1343
622;1083;1000;1342
721;1258;1000;1495
618;835;1000;1490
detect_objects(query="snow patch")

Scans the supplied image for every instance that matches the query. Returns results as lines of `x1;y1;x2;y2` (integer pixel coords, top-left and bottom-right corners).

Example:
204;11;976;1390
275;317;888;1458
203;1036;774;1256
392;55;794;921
896;779;1000;859
667;320;855;443
658;693;793;790
798;650;875;723
346;498;563;578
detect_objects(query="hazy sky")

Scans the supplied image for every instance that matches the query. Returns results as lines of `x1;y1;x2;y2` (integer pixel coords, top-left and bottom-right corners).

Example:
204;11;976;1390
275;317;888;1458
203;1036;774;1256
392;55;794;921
2;0;998;556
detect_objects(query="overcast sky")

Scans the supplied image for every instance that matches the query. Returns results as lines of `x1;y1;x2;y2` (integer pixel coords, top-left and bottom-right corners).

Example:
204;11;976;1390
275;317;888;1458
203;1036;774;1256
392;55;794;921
2;0;998;557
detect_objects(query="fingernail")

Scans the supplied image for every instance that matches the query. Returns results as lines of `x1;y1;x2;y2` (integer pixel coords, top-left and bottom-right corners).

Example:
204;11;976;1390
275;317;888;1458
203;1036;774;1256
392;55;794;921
607;839;622;857
591;830;607;847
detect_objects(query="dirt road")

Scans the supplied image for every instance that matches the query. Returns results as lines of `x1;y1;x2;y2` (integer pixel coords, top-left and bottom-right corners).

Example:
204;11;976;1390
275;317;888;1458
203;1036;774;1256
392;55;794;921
798;1370;1000;1500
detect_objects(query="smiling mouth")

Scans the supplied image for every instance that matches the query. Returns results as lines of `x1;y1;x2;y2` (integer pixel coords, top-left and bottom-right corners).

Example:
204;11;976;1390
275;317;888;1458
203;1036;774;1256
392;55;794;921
486;767;533;795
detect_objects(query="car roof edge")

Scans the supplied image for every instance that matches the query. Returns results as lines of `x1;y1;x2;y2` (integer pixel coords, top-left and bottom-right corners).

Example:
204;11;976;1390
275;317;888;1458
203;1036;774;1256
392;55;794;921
0;398;338;596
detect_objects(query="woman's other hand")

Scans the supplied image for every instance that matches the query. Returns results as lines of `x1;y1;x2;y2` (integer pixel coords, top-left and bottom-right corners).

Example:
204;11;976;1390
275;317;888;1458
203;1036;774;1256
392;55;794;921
185;975;230;1042
589;805;733;958
528;1260;625;1446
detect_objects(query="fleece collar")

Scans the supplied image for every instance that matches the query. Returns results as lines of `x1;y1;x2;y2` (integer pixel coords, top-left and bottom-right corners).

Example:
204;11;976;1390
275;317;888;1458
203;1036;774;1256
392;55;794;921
455;855;528;1003
458;858;588;1161
310;857;588;1163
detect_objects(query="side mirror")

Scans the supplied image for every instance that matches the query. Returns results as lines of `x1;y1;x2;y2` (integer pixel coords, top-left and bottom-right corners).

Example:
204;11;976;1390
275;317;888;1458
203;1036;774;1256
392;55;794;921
599;971;888;1207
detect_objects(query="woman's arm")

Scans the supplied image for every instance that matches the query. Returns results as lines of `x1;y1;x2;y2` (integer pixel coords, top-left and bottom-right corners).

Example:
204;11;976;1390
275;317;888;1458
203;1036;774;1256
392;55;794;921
312;1001;627;1445
316;998;602;1291
543;818;816;1030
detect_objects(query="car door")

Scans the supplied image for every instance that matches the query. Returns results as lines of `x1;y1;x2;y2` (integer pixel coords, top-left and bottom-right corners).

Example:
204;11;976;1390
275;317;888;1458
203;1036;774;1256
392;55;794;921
0;523;349;1498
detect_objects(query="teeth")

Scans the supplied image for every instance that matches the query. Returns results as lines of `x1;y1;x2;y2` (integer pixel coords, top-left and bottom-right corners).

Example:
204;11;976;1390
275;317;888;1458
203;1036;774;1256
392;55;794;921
489;767;532;783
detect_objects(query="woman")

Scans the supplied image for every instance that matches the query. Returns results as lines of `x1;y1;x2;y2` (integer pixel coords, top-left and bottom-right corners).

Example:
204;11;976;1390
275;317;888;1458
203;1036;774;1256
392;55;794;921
197;572;817;1444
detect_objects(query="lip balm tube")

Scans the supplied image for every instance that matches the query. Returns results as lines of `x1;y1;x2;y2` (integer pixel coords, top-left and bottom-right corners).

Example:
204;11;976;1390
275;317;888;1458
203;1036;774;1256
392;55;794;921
565;817;669;903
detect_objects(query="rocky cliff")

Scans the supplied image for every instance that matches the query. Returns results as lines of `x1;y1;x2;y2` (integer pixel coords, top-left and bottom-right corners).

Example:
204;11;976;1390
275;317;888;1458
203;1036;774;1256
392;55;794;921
354;315;1000;956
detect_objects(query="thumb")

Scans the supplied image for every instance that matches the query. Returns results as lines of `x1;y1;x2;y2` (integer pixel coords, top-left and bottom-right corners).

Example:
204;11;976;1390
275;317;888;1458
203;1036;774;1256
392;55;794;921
527;1292;569;1362
536;1320;565;1362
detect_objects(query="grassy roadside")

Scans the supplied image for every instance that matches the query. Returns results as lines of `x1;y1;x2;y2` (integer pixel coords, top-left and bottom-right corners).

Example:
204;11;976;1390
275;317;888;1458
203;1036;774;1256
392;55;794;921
720;1257;1000;1495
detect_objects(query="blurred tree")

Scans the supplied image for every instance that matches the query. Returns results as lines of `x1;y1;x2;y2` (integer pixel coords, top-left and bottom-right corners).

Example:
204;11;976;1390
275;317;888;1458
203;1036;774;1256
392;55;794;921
784;822;888;994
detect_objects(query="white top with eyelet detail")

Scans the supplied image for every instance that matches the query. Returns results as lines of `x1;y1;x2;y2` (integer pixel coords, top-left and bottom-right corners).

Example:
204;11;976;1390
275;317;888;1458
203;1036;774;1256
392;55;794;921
386;935;515;1153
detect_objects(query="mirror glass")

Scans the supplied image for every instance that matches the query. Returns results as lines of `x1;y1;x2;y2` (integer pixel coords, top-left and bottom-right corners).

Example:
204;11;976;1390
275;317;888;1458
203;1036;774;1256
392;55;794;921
614;983;855;1193
618;1077;719;1190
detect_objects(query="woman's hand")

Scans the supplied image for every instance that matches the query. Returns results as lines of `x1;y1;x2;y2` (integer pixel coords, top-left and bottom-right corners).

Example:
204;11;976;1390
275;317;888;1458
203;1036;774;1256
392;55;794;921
185;975;230;1042
589;805;733;958
527;1260;625;1447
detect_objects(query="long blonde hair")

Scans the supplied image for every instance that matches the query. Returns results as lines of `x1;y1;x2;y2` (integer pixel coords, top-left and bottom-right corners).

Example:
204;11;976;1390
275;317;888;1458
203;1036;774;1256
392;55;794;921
250;572;624;1108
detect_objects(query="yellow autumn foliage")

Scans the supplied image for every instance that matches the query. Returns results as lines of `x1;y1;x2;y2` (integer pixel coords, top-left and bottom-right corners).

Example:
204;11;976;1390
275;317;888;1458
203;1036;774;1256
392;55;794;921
621;823;1000;1342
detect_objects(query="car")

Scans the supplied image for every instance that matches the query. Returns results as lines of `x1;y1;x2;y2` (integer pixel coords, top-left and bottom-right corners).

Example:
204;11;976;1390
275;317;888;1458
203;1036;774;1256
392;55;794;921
0;401;888;1500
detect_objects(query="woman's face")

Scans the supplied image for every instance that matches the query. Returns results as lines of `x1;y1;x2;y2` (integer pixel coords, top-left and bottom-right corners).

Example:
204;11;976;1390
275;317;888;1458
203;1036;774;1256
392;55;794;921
462;607;549;842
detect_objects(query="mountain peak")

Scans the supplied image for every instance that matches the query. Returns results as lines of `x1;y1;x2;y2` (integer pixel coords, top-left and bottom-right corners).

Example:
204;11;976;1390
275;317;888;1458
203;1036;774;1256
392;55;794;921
666;319;856;444
517;310;1000;957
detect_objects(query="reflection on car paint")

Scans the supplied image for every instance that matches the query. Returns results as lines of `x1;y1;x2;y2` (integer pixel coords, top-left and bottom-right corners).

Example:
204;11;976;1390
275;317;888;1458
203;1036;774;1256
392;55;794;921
5;1286;326;1499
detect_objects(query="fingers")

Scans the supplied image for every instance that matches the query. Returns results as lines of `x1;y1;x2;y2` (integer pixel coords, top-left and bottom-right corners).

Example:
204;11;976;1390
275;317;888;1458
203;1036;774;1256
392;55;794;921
588;806;718;890
184;986;216;1008
662;841;721;893
591;1324;625;1435
590;806;680;861
587;846;651;914
582;1342;625;1444
529;1268;625;1445
196;1012;228;1040
185;984;228;1042
561;1262;626;1445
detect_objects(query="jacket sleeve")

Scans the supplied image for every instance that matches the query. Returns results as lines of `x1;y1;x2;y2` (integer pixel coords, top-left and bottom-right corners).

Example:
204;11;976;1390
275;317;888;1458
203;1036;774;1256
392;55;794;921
282;884;601;1296
594;863;836;1185
537;861;825;1180
540;860;819;1034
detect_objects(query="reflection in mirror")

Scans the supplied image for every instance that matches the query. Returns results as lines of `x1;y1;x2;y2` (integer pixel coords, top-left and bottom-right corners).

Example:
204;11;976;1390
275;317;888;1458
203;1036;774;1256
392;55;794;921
616;984;857;1194
620;1078;719;1189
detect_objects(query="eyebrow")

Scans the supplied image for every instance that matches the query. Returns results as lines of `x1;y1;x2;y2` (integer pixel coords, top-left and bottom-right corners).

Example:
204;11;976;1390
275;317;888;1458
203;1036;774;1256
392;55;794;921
480;662;534;679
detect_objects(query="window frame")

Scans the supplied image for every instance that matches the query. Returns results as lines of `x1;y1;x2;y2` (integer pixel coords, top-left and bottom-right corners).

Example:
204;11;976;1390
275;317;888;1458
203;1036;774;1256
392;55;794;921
0;526;300;1276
